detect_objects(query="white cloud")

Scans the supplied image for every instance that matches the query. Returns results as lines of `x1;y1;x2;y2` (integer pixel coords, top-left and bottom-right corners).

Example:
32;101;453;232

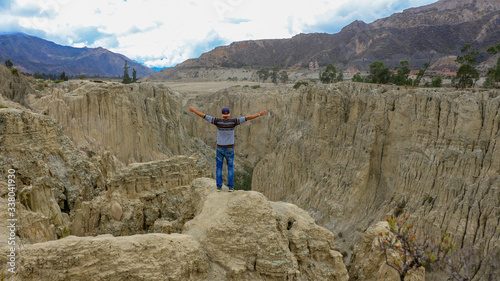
1;0;439;69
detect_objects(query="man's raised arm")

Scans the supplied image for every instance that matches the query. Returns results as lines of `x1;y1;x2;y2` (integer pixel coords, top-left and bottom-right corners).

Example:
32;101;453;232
246;110;268;121
189;106;206;118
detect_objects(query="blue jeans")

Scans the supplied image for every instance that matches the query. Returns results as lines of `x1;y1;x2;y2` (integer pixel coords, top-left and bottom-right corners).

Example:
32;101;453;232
216;147;234;189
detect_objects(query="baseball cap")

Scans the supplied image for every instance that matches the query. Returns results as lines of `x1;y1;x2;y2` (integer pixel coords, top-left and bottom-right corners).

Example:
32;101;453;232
222;108;230;114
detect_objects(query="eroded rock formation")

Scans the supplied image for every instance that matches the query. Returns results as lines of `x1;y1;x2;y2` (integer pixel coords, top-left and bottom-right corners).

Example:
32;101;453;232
10;178;348;281
183;82;500;279
29;80;211;166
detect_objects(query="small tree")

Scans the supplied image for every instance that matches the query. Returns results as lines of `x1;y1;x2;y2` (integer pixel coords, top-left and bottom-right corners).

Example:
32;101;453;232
60;71;68;81
337;70;344;82
352;73;364;82
320;63;336;84
369;61;391;84
393;61;410;86
414;62;430;87
270;66;280;85
378;214;455;281
279;71;288;84
4;59;13;69
431;76;443;87
132;68;137;83
455;44;479;88
293;81;309;89
122;61;132;84
486;44;500;87
256;68;270;82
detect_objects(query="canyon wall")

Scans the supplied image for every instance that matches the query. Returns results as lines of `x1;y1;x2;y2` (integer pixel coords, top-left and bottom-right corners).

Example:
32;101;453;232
183;82;499;279
250;84;500;279
29;81;212;166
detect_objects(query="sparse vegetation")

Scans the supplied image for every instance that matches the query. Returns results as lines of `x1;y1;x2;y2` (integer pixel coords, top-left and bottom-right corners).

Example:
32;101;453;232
122;60;132;84
378;214;455;281
369;61;391;84
279;71;288;84
256;68;270;82
393;61;411;86
293;81;309;89
320;63;337;84
234;164;253;191
132;68;137;83
60;71;69;81
270;66;280;84
455;44;479;89
11;68;19;76
60;226;71;239
414;61;430;86
4;59;13;69
352;73;364;82
486;43;500;88
431;76;442;88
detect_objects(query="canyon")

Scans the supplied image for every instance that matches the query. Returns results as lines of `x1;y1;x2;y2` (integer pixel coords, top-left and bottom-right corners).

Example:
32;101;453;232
0;64;499;279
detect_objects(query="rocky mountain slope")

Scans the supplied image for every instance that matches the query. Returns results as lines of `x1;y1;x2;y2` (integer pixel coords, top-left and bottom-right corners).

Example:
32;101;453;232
0;33;155;78
149;0;500;81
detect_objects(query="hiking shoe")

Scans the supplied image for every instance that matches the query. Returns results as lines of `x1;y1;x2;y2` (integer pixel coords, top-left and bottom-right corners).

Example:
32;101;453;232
217;187;222;192
228;188;234;192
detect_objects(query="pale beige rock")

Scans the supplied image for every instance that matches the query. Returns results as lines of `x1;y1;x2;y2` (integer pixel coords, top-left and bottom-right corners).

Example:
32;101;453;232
240;84;500;276
0;64;34;106
110;201;122;221
0;108;105;242
70;155;212;237
12;233;209;281
183;178;349;281
28;80;213;166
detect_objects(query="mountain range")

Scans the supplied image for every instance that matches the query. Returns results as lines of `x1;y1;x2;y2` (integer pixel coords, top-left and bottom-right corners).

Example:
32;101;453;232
0;33;155;78
152;0;500;79
1;0;499;79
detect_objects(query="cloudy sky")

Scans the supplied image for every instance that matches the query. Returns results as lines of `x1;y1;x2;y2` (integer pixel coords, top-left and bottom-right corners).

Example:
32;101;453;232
0;0;438;70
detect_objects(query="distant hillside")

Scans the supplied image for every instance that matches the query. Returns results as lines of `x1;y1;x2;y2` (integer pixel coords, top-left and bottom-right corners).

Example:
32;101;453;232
0;33;155;78
149;0;500;80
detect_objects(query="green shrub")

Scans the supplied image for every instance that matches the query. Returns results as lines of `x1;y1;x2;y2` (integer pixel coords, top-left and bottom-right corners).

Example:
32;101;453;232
11;68;19;76
252;85;261;89
234;165;253;190
293;81;309;89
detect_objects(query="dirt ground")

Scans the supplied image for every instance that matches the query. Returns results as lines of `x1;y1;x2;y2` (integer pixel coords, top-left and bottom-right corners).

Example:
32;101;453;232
160;81;273;95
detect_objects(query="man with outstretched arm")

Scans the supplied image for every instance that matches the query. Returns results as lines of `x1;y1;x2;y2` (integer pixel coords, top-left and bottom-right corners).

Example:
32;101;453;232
189;106;268;192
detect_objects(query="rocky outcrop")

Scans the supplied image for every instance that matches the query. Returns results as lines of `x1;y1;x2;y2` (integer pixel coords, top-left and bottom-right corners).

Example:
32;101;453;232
0;64;34;106
71;155;212;237
13;233;210;281
0;107;105;242
183;183;348;280
10;178;348;281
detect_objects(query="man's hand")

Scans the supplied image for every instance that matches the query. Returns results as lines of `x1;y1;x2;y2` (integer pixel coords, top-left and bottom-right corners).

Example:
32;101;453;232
189;106;206;118
260;110;268;116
